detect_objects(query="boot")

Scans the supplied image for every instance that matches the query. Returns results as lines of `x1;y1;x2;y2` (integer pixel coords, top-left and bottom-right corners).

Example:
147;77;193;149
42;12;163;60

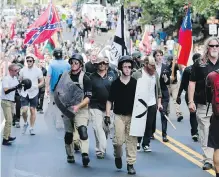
67;156;75;163
82;153;90;167
2;139;12;146
8;137;16;142
115;157;122;169
127;164;136;175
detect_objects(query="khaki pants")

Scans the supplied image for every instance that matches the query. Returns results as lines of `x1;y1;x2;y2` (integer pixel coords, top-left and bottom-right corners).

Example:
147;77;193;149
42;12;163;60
168;83;182;117
89;109;108;154
63;108;89;156
196;104;214;164
113;114;137;165
1;100;14;140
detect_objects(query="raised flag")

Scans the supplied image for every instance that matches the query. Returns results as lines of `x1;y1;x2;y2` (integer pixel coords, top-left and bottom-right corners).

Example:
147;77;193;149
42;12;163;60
177;7;192;66
24;2;60;45
10;22;16;40
139;29;151;55
33;45;44;60
110;5;128;66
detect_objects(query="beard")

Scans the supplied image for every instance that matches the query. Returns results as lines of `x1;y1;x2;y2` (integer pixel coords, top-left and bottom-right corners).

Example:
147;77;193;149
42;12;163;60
209;51;219;58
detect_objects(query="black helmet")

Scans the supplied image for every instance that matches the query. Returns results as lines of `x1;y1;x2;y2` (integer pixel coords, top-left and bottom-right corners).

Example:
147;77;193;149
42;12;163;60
68;53;84;65
53;48;63;58
118;55;133;70
21;79;32;91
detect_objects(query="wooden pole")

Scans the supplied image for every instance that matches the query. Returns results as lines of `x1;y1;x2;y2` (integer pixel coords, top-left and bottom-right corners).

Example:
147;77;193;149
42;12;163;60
52;3;64;45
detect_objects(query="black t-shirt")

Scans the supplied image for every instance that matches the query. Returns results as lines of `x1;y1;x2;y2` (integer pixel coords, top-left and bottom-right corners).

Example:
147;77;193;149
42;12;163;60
90;71;117;111
108;77;137;115
190;59;219;104
69;71;92;99
85;61;96;76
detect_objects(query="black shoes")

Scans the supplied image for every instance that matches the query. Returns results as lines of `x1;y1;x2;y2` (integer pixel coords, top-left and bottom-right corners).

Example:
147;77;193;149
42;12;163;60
2;139;12;146
2;137;16;146
202;162;213;170
67;156;75;163
150;134;155;140
177;116;183;122
192;134;199;142
82;153;90;167
162;136;169;142
127;164;136;175
115;157;122;169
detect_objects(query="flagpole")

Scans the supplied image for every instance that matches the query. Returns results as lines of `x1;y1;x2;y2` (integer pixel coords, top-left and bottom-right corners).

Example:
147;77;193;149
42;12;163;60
52;2;64;45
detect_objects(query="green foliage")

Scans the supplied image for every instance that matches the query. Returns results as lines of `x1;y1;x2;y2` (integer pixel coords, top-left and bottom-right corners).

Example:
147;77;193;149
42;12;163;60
126;0;219;25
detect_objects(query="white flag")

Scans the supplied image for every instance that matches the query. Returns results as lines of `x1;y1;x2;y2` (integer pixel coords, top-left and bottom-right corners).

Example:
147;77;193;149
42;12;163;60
110;5;128;66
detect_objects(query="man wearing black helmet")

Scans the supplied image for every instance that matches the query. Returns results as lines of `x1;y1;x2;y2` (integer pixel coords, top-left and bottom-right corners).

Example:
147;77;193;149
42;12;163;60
46;48;70;128
55;53;92;167
106;55;137;175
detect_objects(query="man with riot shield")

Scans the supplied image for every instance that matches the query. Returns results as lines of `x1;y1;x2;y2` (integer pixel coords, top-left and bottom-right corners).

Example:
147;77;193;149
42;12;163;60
54;53;92;167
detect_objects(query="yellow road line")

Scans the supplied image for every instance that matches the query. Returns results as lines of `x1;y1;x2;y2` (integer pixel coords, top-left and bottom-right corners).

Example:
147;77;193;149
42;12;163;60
154;134;215;176
156;129;203;160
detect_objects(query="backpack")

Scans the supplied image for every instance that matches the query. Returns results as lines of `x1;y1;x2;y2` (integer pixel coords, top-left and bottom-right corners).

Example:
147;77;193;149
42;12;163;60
206;69;219;118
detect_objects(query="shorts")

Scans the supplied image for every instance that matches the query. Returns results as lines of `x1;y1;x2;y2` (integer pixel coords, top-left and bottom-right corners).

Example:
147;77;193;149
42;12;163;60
208;116;219;149
68;24;72;29
20;95;38;108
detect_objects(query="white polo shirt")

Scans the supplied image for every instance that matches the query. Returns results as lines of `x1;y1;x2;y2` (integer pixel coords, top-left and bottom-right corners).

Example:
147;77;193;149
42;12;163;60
1;75;19;101
19;66;43;99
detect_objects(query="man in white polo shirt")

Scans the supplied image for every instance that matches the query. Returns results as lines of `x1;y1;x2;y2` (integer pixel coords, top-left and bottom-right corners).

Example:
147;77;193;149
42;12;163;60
1;64;21;145
19;53;44;135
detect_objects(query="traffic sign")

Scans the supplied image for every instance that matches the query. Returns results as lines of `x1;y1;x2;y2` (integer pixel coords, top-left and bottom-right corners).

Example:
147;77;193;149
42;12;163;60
209;24;217;35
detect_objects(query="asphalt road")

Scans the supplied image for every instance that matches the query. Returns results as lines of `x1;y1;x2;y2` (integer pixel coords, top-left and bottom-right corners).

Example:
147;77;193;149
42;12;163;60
0;30;216;177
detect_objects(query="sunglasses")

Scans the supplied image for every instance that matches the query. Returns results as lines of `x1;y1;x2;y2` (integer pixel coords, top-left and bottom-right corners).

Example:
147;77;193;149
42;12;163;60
98;62;107;65
209;45;219;48
26;60;34;63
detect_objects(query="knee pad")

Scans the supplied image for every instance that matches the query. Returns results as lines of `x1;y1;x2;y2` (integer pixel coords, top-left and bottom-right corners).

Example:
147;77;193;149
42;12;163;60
64;132;73;145
78;125;88;140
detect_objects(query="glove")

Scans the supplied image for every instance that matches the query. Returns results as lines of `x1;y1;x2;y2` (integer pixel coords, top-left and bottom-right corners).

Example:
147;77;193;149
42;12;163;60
176;96;181;105
104;116;111;126
16;83;22;89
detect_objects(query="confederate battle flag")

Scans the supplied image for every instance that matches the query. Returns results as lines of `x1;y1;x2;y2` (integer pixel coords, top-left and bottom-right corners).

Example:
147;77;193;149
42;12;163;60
24;2;60;45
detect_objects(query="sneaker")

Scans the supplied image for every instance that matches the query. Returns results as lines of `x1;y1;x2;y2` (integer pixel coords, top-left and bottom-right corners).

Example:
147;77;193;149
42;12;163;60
143;145;152;152
74;143;80;152
127;164;136;175
137;143;140;151
150;134;155;140
177;116;183;122
8;137;16;142
115;157;122;169
192;134;198;142
29;128;36;136
203;162;213;170
96;153;104;159
15;122;20;128
22;122;29;134
67;156;75;163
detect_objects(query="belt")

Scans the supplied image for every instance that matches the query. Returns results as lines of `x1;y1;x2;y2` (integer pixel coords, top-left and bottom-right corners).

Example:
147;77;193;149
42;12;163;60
1;99;15;103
